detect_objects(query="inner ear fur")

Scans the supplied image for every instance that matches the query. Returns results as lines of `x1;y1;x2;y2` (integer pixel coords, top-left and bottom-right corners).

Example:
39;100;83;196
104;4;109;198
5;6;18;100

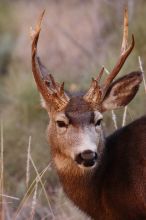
101;71;142;112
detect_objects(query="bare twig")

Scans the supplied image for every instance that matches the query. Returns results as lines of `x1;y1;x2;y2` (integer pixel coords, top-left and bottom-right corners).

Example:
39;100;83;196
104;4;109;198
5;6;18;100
122;106;128;127
104;67;110;75
138;56;146;93
13;163;52;220
29;155;55;218
29;179;38;220
26;136;31;188
14;134;54;219
111;110;118;130
0;194;19;201
0;120;4;220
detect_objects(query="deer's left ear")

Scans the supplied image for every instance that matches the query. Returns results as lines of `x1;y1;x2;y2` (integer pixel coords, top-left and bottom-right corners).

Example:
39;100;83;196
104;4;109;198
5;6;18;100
101;71;142;112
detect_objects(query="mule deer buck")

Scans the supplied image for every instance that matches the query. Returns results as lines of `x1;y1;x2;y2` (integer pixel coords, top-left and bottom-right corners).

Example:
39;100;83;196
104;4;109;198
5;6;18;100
30;9;146;220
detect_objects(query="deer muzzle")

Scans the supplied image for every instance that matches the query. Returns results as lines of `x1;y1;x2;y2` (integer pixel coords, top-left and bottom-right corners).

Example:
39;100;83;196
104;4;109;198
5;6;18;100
75;150;98;167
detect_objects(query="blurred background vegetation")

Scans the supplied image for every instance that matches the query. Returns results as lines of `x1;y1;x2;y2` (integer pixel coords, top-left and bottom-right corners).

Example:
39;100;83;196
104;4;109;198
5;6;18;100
0;0;146;219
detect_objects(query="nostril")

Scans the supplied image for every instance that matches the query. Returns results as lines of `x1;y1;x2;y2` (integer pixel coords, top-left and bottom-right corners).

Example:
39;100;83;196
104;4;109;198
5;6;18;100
81;150;97;161
75;150;98;167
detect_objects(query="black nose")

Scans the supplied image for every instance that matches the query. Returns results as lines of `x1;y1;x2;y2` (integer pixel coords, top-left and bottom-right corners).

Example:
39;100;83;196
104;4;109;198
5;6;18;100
75;150;98;167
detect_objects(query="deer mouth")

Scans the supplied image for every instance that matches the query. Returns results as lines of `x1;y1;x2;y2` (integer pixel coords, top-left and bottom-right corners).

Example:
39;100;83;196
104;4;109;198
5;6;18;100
75;150;98;167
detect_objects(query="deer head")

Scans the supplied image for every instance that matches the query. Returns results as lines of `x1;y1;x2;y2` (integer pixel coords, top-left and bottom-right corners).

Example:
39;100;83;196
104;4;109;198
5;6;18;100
30;10;142;170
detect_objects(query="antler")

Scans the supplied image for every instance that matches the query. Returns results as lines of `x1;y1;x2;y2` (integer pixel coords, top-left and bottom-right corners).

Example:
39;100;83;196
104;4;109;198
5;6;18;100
83;67;104;108
84;8;135;108
30;11;70;111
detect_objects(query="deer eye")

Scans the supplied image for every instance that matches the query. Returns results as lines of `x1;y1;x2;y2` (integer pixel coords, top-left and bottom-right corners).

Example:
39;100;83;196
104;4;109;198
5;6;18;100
95;119;102;127
56;120;67;128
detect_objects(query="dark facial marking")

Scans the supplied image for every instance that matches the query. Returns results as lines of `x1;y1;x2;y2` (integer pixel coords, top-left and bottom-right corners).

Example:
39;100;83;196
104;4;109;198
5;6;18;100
65;96;94;127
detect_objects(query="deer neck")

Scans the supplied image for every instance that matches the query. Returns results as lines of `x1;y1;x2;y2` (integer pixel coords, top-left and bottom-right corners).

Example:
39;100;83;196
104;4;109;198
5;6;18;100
53;151;107;218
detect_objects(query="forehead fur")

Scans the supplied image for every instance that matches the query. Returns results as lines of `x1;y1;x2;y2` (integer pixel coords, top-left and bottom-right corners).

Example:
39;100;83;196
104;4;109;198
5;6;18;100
65;96;94;125
66;96;93;113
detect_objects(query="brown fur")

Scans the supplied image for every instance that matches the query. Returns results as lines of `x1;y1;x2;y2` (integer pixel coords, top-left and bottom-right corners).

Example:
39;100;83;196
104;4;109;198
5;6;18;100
31;11;145;220
51;115;146;220
42;73;144;220
38;72;143;220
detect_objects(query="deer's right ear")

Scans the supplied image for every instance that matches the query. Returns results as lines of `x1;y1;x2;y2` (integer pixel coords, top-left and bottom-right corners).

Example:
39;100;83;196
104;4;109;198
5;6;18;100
101;71;142;112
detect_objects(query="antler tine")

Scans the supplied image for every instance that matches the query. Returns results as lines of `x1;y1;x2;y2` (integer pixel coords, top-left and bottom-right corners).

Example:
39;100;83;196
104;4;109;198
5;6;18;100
102;8;135;97
30;10;50;101
96;67;104;82
83;67;104;108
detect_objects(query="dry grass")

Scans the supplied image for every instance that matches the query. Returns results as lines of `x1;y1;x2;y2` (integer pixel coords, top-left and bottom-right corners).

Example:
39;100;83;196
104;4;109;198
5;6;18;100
0;129;89;220
138;56;146;93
